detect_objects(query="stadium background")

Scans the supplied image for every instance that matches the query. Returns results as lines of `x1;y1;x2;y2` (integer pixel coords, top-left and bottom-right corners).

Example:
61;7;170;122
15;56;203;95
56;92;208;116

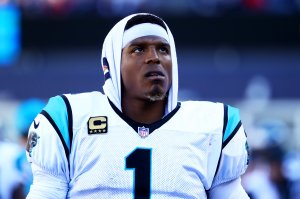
1;0;300;198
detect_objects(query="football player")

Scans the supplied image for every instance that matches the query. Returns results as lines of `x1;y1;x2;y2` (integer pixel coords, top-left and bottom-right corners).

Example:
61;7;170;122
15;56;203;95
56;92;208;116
26;13;250;198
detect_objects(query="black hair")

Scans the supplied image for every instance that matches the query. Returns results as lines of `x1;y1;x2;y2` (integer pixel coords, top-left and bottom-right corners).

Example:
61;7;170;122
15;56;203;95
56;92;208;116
124;14;167;31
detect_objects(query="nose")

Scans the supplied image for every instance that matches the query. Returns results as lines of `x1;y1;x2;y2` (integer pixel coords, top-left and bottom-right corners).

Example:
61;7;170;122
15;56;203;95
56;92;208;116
145;47;160;64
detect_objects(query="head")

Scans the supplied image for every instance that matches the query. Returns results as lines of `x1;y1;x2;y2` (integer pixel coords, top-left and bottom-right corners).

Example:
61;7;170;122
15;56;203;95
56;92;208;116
101;13;178;113
121;15;172;103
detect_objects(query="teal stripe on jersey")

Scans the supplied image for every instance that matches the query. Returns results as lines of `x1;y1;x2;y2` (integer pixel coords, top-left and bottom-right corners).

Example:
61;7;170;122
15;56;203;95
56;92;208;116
223;105;240;143
44;96;70;151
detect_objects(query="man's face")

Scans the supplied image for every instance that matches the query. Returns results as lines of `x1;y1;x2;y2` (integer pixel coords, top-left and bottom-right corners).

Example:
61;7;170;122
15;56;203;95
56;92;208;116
121;35;172;102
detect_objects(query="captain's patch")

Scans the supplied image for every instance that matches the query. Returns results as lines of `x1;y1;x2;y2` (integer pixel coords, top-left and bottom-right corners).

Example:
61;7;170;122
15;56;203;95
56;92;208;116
88;116;108;134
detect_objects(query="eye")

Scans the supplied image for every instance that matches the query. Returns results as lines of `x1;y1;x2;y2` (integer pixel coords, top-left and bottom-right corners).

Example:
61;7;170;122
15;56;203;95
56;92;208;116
159;46;169;54
132;47;144;53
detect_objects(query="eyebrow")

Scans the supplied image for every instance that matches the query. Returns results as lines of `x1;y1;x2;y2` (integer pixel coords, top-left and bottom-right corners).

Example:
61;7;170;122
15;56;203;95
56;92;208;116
128;37;170;47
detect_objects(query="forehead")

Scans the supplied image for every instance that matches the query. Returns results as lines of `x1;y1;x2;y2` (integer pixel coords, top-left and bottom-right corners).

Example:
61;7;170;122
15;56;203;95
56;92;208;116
126;36;169;46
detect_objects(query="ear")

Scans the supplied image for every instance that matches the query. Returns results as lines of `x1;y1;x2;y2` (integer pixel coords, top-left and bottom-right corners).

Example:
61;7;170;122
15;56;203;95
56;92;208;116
102;57;111;80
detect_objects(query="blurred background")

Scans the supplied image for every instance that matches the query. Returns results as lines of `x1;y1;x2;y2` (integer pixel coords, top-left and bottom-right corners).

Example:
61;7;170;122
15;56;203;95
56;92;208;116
0;0;300;198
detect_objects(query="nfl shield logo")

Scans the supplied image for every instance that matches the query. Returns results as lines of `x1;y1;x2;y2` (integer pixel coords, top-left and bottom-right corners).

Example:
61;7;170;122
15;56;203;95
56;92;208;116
138;126;149;138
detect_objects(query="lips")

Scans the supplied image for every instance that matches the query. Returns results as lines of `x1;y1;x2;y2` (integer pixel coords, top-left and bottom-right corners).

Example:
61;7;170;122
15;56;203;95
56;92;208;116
145;71;165;77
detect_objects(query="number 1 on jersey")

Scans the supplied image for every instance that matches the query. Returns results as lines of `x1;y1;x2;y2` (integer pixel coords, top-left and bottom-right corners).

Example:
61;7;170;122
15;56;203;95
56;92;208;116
126;148;151;199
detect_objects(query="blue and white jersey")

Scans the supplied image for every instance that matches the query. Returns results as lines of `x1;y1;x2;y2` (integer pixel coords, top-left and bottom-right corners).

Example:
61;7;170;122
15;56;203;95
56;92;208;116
26;91;249;199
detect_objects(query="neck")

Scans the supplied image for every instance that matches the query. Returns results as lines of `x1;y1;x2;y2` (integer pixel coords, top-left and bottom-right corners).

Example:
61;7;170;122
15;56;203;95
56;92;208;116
121;97;166;124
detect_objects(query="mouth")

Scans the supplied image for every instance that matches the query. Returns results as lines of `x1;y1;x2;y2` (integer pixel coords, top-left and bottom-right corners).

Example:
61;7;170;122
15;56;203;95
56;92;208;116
145;71;165;78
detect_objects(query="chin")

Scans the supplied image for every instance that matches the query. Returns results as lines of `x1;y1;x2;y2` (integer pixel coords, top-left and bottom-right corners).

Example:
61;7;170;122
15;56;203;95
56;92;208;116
147;94;166;102
145;85;168;102
146;90;167;102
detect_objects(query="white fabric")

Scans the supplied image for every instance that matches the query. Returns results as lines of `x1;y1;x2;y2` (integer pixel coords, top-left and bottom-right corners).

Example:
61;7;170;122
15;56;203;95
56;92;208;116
211;124;249;187
26;164;68;199
122;23;169;48
101;13;178;113
209;178;250;199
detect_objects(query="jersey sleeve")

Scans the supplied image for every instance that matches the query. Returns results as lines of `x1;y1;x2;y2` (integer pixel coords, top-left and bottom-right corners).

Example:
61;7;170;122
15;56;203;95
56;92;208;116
26;95;73;198
211;104;249;188
209;178;250;199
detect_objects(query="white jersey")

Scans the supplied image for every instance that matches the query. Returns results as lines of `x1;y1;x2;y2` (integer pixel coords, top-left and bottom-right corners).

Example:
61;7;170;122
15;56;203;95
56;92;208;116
26;91;249;199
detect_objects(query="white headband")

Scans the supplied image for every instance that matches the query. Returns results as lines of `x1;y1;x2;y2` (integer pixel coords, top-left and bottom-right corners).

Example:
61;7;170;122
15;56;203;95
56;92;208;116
122;23;169;48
